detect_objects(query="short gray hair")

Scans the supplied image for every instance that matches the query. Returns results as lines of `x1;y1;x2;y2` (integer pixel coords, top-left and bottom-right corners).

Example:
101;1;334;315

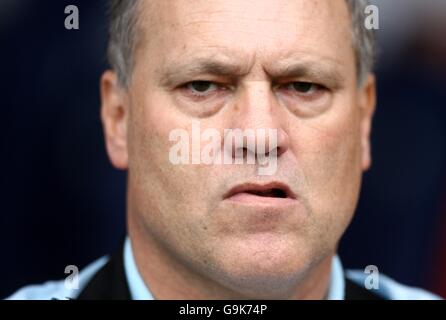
107;0;376;87
346;0;377;84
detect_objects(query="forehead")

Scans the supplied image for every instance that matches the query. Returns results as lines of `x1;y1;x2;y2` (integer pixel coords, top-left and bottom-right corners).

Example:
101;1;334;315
138;0;354;75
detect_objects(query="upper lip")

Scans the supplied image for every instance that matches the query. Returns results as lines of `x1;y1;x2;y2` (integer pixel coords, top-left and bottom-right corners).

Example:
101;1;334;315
223;181;297;200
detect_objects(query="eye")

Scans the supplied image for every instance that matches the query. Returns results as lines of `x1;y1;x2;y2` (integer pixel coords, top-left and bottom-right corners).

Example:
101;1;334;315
185;81;219;97
286;81;321;94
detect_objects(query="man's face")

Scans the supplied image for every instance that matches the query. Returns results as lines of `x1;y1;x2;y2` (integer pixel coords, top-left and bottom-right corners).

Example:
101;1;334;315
102;0;375;296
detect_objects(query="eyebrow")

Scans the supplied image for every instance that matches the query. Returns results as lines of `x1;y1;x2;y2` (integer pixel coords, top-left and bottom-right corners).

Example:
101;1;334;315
159;56;345;89
271;61;345;88
159;57;249;87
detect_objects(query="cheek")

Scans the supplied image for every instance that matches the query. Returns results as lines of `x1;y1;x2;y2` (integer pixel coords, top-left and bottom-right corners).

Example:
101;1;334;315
127;94;218;232
293;105;363;232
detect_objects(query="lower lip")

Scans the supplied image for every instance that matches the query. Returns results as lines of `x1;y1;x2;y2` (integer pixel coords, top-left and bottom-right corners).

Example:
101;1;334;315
225;192;297;206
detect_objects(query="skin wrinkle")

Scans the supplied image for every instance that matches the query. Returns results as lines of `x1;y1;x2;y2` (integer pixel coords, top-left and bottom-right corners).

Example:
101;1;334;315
112;0;371;88
101;0;376;300
160;58;346;91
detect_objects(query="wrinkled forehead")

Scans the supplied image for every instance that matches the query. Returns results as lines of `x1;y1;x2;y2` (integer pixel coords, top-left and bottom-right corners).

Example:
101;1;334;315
137;0;354;77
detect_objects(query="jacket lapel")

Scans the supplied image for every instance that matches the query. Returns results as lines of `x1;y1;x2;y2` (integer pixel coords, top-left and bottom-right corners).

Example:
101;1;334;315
77;246;131;300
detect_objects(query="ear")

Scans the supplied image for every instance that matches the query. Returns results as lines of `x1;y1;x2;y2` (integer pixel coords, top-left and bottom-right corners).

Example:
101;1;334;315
358;74;376;172
100;70;129;170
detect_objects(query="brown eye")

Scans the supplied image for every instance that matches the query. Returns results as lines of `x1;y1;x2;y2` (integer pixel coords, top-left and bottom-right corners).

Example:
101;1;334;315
290;82;316;93
187;81;218;95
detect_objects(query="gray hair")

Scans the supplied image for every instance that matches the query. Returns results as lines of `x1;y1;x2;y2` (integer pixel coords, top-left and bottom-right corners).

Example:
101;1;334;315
346;0;377;85
107;0;376;87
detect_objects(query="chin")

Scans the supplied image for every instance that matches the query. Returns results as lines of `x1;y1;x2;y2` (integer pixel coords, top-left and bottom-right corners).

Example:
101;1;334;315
207;234;315;297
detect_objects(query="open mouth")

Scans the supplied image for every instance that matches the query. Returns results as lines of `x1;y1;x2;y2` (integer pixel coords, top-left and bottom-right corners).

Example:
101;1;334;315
243;188;288;198
224;182;296;201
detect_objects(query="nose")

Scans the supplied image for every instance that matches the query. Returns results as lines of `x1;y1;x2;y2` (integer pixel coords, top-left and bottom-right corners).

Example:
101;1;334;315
224;81;290;163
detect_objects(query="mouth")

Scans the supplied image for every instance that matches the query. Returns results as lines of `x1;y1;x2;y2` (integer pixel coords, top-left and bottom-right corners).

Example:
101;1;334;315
223;182;297;204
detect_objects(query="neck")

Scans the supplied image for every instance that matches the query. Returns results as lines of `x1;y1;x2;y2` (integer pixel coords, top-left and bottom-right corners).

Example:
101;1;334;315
127;215;334;300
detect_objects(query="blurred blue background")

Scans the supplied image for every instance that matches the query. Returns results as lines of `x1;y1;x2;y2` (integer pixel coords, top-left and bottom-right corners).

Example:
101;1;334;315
1;0;445;298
